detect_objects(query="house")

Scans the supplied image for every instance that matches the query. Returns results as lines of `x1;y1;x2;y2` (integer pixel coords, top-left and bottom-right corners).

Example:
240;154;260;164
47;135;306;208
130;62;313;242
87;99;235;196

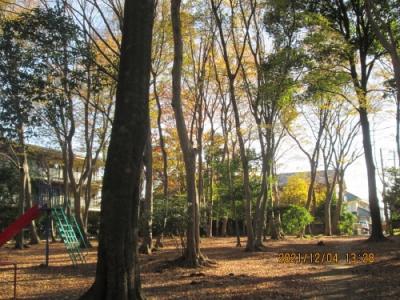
343;192;371;234
0;142;104;212
344;192;371;222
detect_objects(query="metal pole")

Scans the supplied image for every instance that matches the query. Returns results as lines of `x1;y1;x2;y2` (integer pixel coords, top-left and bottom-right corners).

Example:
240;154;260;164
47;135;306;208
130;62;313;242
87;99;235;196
45;209;50;267
13;263;17;300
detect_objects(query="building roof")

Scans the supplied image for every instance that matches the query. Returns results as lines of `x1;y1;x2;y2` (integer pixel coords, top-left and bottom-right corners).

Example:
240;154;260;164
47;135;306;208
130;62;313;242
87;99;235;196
277;170;337;187
344;191;360;202
0;142;104;168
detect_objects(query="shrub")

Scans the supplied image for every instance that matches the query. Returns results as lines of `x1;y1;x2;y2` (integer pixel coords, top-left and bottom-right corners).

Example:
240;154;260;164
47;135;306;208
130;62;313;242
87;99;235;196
339;211;356;235
282;205;314;235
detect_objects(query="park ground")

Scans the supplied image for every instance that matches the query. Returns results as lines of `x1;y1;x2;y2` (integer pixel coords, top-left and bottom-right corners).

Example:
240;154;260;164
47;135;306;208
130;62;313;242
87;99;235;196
0;236;400;299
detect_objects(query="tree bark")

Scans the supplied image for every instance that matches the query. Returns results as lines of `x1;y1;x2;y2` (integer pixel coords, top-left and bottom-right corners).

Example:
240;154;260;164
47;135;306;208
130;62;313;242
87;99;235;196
80;0;155;298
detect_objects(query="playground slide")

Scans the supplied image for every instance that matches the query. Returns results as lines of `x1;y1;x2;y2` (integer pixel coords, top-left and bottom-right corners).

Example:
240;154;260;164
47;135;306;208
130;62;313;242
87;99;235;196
0;205;41;247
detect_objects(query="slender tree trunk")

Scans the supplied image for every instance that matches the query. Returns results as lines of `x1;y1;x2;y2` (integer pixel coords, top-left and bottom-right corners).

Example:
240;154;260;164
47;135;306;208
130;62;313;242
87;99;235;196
306;163;317;210
61;144;70;213
332;170;344;235
254;125;267;248
359;108;384;241
154;76;168;247
227;146;241;247
396;91;400;167
24;157;39;244
16;126;40;246
83;172;92;231
207;161;214;238
197;107;205;225
15;161;25;249
272;168;283;237
140;133;153;254
324;172;338;236
228;81;254;251
80;0;155;298
171;0;204;266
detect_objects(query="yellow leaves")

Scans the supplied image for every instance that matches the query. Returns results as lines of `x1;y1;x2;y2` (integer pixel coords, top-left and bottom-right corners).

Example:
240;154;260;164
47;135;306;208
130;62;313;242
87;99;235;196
280;104;299;127
280;174;308;206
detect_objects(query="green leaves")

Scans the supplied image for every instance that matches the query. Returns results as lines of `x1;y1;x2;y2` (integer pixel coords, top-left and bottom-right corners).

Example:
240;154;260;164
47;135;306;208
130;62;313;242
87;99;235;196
282;204;314;235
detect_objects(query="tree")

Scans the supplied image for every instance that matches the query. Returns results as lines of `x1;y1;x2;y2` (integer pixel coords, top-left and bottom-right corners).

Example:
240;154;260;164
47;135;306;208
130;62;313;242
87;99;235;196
365;0;400;166
29;6;108;245
139;132;153;254
0;10;47;247
211;0;256;251
80;0;155;298
171;0;206;266
301;0;386;241
280;175;309;206
150;0;171;247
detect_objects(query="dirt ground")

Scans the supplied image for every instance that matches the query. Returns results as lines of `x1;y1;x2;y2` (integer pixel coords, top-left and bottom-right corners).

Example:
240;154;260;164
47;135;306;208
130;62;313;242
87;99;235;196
1;236;399;299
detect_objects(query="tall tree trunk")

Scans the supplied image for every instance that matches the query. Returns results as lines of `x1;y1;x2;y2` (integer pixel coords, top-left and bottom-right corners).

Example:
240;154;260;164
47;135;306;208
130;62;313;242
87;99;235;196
343;3;385;240
83;171;92;232
171;0;204;266
228;81;254;251
197;104;205;224
272;167;283;237
154;75;168;247
61;144;70;213
80;0;155;298
397;97;400;168
306;162;317;210
16;126;40;246
207;160;214;238
227;149;241;247
24;156;39;244
15;158;25;249
254;125;267;248
140;133;153;254
359;108;384;241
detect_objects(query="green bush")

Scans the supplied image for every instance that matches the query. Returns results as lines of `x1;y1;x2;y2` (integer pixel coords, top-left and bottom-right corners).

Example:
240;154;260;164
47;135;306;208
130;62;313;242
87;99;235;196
152;195;187;236
339;211;356;235
282;205;314;235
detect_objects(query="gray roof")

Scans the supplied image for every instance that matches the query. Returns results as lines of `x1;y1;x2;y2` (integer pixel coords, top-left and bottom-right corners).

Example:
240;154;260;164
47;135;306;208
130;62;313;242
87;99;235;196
277;170;336;187
344;191;360;201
